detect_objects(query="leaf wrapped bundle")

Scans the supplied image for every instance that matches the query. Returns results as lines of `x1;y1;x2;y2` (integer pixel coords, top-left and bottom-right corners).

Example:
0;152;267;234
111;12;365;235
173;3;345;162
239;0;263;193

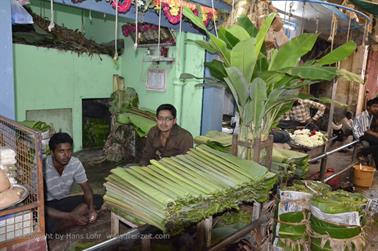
275;181;330;250
310;191;368;251
272;147;309;178
117;112;156;137
104;145;277;234
194;130;232;153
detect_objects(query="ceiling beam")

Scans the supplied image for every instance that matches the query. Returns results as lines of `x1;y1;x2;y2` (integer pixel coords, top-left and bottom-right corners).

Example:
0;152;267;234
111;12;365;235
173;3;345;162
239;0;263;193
50;0;229;33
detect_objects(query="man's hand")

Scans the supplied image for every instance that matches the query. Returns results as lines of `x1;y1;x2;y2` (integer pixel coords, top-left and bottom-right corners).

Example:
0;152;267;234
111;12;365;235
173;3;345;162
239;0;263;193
70;212;88;225
88;209;97;223
305;118;314;124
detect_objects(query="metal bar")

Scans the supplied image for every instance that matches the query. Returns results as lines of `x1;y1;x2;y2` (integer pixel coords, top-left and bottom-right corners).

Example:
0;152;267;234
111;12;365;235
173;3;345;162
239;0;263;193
0;0;15;119
323;162;358;182
309;140;359;163
49;0;229;33
271;0;372;23
208;215;269;251
83;228;140;251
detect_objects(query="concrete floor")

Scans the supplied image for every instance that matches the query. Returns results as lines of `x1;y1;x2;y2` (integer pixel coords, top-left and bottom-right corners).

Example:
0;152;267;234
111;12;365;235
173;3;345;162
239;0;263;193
47;145;378;251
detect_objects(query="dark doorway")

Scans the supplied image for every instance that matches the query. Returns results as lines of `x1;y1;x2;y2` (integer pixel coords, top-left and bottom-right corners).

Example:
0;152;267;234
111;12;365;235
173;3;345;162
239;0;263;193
82;98;111;149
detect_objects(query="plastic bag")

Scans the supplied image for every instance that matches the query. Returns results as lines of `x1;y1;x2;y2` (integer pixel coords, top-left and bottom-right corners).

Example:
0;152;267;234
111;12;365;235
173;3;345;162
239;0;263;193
11;0;33;24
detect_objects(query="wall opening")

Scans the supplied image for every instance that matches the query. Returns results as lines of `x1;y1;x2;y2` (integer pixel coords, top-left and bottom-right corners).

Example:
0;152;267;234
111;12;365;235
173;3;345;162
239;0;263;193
82;98;111;149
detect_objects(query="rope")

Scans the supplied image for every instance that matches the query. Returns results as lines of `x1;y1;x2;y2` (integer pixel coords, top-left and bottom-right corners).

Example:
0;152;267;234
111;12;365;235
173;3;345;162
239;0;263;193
211;0;218;37
176;0;183;70
362;20;368;45
231;0;235;25
315;18;319;33
134;0;139;49
114;0;119;61
346;15;351;42
89;10;93;23
300;1;306;34
157;0;162;60
48;0;55;32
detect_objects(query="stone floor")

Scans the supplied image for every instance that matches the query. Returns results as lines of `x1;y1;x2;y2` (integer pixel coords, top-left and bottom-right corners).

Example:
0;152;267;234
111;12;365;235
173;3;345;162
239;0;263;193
46;144;378;251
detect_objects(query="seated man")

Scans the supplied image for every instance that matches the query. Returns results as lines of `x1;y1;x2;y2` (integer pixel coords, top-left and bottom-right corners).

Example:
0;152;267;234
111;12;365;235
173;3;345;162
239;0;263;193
279;99;326;130
44;132;103;233
140;104;193;166
352;97;378;167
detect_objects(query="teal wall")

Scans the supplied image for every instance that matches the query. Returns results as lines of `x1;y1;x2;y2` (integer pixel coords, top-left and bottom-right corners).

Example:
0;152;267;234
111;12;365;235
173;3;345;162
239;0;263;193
14;3;205;150
13;44;119;150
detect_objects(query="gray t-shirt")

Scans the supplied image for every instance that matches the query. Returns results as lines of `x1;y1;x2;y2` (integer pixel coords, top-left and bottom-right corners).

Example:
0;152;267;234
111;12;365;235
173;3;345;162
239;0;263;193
44;156;88;201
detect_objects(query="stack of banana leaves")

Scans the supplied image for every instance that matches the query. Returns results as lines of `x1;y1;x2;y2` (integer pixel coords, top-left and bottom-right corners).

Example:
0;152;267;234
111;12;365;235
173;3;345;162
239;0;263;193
310;191;368;251
104;145;277;234
272;147;309;180
274;181;331;251
117;107;156;137
194;130;233;152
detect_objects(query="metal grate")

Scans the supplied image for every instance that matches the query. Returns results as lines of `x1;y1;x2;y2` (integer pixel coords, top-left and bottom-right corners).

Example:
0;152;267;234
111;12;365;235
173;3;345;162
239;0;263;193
0;115;45;247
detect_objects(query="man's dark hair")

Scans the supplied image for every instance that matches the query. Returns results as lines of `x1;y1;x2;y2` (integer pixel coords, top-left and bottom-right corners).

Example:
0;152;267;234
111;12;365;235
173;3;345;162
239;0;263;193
156;104;177;119
49;132;73;151
345;111;353;120
367;97;378;107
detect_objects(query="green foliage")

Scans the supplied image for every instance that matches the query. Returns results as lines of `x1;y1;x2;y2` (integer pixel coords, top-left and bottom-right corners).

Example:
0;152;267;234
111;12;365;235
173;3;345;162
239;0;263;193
182;7;361;142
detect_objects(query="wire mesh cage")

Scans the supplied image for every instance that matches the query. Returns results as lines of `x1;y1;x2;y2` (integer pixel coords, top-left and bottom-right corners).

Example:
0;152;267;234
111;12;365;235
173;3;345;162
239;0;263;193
0;115;45;247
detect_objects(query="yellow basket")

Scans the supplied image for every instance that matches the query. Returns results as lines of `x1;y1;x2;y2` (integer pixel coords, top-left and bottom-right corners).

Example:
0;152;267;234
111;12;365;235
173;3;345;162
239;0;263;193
353;164;376;188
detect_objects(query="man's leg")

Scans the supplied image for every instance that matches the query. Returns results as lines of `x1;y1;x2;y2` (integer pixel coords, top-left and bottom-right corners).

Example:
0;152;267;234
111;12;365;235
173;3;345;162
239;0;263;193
45;195;104;233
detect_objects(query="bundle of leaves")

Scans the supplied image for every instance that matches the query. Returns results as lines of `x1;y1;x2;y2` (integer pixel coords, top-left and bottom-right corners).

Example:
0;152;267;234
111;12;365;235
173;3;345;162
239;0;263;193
272;147;309;180
310;191;368;251
275;181;331;251
104;145;277;234
194;130;232;152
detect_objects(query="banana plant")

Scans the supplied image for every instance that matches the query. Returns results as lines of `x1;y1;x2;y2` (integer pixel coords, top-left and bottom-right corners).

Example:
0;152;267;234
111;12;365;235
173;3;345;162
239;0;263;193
182;7;362;160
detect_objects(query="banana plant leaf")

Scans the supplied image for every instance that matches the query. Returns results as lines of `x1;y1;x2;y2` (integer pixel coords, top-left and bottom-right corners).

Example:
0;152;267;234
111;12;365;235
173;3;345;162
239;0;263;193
117;112;155;137
310;216;361;239
311;191;367;214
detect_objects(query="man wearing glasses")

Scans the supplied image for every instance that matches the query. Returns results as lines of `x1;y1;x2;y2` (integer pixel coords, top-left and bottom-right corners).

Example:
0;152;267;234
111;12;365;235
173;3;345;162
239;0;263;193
140;104;193;166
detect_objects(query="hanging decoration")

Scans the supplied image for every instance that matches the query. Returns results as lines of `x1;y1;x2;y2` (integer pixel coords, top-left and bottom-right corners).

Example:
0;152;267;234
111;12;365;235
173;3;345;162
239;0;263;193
122;23;175;45
107;0;216;26
111;0;132;13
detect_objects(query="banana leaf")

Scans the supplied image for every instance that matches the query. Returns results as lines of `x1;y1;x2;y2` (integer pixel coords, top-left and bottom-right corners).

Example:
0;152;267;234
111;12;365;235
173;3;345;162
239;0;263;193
311;191;367;214
310;216;361;239
117;112;155;137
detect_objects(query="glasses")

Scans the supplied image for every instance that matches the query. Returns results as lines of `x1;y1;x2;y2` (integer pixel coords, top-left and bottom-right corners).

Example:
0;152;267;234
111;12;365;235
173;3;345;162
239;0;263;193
157;116;174;122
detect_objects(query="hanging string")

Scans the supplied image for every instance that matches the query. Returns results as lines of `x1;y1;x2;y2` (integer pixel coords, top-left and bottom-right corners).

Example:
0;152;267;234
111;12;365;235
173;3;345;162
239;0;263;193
211;0;218;37
134;0;139;48
328;13;337;49
315;18;319;34
283;0;288;26
48;0;55;32
89;10;93;24
157;0;162;60
288;1;294;25
346;15;351;42
300;2;306;34
231;0;235;24
362;20;368;45
114;0;119;61
81;9;85;33
177;0;183;70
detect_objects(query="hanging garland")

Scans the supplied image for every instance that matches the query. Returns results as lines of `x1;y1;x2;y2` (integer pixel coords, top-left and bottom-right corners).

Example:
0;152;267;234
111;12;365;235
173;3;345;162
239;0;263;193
111;0;132;13
155;0;216;25
107;0;216;25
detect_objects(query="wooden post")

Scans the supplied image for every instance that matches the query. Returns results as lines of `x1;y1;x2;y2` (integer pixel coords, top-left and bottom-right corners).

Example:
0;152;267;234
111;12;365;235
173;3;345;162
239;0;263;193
196;216;213;250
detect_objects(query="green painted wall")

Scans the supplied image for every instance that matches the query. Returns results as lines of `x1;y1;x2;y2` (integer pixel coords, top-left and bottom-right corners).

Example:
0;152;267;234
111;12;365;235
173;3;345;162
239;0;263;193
14;3;205;150
13;44;119;150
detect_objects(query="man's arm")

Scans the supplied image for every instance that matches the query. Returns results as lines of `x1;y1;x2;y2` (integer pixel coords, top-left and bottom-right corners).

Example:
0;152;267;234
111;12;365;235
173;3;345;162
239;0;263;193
79;182;97;223
46;206;88;225
140;129;156;166
305;100;326;121
178;132;193;154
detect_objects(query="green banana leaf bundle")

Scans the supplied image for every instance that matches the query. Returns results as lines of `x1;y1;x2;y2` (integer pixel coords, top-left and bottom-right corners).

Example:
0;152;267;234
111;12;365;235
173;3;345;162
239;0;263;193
117;111;156;137
272;147;309;178
275;181;331;250
20;120;53;132
310;191;368;251
109;88;139;114
194;130;232;153
104;145;277;234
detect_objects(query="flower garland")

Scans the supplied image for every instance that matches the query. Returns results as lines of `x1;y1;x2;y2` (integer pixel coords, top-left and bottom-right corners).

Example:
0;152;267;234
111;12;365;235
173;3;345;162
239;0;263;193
111;0;132;13
107;0;216;25
155;0;216;25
